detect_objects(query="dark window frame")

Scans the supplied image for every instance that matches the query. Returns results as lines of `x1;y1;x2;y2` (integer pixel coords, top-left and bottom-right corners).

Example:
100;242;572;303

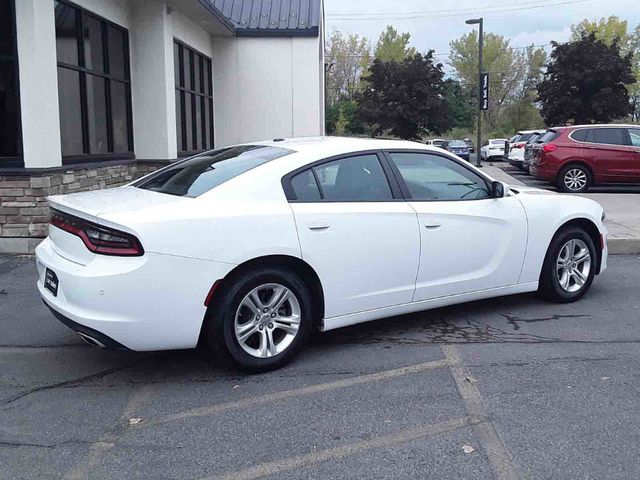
55;0;134;164
0;0;23;168
173;38;214;157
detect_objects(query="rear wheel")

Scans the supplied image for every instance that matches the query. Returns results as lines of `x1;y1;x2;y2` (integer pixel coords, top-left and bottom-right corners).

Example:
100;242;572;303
558;164;592;193
538;226;596;303
205;267;313;372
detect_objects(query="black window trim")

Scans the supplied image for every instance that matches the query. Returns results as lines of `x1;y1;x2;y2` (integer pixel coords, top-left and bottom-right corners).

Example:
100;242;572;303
282;149;404;203
382;149;495;203
0;0;23;168
173;38;214;157
55;0;134;164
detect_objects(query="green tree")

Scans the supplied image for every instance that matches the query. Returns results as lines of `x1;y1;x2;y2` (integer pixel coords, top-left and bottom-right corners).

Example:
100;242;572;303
449;31;546;133
443;79;474;130
571;16;640;121
325;30;372;107
356;52;450;139
537;34;635;125
325;100;366;135
374;25;416;62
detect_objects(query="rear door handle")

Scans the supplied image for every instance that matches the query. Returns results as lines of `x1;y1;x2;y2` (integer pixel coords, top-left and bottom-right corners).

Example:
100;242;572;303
308;222;330;231
424;219;442;230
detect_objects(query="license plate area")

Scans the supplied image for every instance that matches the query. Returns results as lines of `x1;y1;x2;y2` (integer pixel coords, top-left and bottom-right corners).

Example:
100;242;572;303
44;268;59;297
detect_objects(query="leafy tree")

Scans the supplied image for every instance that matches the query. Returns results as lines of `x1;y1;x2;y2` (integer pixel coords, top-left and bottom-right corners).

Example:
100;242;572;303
325;30;372;107
571;16;640;121
443;79;474;130
356;52;450;140
449;31;546;133
374;25;416;62
537;33;635;125
325;100;366;135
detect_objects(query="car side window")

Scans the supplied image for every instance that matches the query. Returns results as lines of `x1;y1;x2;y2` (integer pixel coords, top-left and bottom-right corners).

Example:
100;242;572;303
592;128;627;146
290;169;321;201
571;129;588;142
388;152;491;201
628;128;640;147
301;154;393;202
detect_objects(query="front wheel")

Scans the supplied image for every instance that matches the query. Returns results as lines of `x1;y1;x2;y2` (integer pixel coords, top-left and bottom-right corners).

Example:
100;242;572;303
538;227;596;303
205;267;314;372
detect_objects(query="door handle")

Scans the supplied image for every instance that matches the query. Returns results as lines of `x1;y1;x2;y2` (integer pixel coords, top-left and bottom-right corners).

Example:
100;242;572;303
308;222;330;231
424;220;442;230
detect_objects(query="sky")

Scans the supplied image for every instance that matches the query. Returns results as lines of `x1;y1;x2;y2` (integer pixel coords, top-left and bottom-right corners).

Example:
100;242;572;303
324;0;640;70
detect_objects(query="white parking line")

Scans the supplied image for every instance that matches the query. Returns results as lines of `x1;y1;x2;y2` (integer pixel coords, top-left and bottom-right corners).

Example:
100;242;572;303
204;416;470;480
146;359;451;427
441;345;520;480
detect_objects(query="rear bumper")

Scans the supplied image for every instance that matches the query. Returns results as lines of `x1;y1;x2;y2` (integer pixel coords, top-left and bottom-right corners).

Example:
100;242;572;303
35;237;235;351
530;164;557;181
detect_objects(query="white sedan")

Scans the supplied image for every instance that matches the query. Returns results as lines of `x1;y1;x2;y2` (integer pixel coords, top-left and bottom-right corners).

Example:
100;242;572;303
481;138;509;161
36;137;607;371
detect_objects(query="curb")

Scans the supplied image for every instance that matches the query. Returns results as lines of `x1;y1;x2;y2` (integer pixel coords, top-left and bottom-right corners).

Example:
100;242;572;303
607;238;640;255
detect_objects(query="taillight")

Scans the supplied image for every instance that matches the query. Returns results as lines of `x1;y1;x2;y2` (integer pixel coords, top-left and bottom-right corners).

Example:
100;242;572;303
50;209;144;257
512;143;524;149
542;144;557;153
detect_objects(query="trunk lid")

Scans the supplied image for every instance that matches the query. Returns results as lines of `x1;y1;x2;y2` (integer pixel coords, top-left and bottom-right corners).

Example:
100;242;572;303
47;186;188;265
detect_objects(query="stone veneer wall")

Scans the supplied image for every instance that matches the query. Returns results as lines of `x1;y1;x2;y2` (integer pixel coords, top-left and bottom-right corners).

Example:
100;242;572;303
0;161;166;254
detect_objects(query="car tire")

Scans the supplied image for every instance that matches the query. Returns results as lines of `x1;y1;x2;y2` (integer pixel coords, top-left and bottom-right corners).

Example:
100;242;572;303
557;164;592;193
205;267;314;372
538;226;597;303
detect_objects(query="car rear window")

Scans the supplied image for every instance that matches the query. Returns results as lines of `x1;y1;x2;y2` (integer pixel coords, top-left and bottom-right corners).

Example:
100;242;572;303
517;133;536;142
537;130;560;143
135;145;293;197
490;139;506;145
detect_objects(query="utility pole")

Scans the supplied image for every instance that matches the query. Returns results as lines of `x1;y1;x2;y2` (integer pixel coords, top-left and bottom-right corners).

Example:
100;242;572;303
465;17;483;167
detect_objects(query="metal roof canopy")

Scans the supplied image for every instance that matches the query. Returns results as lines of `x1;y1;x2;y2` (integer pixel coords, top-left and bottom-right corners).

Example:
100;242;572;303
199;0;321;37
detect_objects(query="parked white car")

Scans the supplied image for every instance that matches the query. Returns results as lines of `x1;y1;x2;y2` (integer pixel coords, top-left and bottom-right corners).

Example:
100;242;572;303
481;138;509;161
36;137;608;371
507;130;543;169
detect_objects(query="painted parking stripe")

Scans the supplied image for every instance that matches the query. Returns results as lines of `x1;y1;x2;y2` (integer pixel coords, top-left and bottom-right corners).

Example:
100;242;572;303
204;416;470;480
144;358;451;427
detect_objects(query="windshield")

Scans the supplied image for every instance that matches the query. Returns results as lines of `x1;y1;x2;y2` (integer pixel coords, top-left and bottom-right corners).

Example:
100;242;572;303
134;145;293;197
448;140;467;147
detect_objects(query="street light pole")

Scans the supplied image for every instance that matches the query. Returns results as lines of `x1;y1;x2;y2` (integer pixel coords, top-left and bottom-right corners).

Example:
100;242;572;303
465;17;483;167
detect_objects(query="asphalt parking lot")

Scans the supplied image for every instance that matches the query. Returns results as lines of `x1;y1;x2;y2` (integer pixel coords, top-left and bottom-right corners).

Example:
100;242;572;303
2;254;640;479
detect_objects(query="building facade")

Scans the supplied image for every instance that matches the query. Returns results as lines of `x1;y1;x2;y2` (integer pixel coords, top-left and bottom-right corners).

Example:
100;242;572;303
0;0;325;253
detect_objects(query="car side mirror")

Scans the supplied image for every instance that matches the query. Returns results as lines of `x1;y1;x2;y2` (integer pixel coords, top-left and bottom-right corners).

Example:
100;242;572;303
491;181;508;198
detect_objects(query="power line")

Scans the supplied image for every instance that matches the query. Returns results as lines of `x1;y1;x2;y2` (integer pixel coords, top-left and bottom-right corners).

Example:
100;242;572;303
326;0;591;21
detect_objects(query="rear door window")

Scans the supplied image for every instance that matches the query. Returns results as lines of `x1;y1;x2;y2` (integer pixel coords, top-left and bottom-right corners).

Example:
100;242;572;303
290;169;321;201
311;154;393;201
135;145;293;197
571;129;588;142
592;128;628;146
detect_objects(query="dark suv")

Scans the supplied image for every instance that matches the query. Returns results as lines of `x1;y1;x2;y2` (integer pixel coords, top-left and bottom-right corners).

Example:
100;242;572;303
530;124;640;193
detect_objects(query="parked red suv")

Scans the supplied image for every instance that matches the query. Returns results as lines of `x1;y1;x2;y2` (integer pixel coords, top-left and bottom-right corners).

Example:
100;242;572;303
530;124;640;193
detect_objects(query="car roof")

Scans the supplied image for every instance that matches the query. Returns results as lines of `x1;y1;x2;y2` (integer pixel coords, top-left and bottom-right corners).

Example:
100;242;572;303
550;124;638;131
248;136;433;155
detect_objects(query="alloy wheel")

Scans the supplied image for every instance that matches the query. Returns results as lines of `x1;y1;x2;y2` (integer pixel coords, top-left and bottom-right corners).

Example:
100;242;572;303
563;169;587;191
556;239;591;293
234;283;301;358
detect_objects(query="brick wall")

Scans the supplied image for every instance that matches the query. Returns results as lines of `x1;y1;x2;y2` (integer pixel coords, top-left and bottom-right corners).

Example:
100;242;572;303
0;161;165;254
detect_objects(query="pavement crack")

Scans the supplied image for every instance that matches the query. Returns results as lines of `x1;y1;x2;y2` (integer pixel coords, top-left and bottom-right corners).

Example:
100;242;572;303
501;313;590;331
0;363;143;408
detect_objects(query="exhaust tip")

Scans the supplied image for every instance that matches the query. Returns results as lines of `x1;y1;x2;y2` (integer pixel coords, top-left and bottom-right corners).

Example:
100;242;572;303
77;332;106;348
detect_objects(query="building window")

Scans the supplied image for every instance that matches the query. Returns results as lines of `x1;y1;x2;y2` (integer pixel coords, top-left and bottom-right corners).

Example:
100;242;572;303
54;1;133;163
174;40;214;156
0;0;22;167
